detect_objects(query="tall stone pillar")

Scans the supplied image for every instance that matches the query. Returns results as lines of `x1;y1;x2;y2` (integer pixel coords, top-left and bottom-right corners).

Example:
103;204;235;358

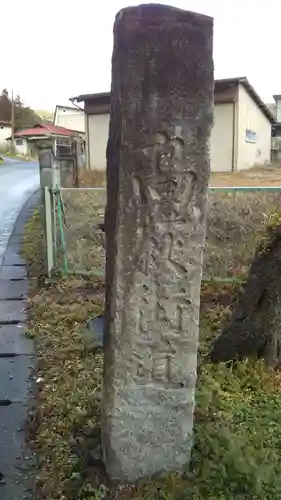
103;4;214;483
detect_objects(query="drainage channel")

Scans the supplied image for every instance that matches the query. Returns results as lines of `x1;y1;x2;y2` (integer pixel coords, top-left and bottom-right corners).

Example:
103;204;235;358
0;285;34;496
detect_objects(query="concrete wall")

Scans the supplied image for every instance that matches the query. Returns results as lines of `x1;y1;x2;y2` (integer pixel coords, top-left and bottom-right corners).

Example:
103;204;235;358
210;103;234;172
0;125;12;152
87;113;109;170
237;84;272;170
55;107;85;133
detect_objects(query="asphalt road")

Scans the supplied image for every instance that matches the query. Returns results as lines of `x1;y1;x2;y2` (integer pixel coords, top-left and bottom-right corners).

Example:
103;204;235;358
0;158;39;263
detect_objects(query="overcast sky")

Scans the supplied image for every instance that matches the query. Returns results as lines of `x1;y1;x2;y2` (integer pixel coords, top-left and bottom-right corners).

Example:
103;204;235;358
2;0;280;111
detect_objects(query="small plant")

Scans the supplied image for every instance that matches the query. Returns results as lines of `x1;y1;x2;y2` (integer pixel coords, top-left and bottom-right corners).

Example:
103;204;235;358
78;484;107;500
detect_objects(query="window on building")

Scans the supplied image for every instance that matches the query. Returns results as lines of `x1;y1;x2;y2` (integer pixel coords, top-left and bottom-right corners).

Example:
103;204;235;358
56;137;72;156
245;129;257;143
16;138;23;146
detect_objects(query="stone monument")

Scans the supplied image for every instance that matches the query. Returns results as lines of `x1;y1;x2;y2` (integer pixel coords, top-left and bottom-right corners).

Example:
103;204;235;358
103;3;214;483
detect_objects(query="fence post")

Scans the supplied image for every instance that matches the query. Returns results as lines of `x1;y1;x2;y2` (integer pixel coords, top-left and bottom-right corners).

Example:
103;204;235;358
38;145;58;277
44;187;54;277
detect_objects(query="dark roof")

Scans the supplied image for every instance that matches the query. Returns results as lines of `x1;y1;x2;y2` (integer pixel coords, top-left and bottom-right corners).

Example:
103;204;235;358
72;77;275;123
266;102;277;119
215;77;275;123
0;120;11;127
71;92;110;104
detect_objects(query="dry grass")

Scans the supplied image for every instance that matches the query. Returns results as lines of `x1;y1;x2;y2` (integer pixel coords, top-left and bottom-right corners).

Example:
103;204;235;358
24;210;281;500
205;191;281;278
77;164;281;189
23;212;105;500
210;164;281;187
58;167;281;279
59;189;106;274
27;277;104;500
23;166;281;500
78;169;106;188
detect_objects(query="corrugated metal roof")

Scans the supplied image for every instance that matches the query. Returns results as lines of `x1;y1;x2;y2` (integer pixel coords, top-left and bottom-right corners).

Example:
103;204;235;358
14;123;80;138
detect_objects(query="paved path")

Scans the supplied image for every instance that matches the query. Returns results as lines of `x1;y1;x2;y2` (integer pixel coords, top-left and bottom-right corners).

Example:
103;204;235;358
0;158;40;499
0;159;39;264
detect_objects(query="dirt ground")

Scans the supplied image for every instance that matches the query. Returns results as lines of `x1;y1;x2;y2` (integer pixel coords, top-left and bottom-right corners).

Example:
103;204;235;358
210;165;281;186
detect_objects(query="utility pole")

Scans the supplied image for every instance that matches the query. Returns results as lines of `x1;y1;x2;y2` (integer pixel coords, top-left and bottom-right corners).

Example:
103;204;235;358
11;90;15;153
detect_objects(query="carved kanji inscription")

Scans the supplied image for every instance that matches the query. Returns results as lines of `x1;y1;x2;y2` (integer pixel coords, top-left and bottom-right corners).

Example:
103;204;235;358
103;3;213;482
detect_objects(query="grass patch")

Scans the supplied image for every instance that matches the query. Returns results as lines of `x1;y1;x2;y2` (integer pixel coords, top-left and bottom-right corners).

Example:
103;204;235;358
23;210;105;500
4;151;31;160
78;169;106;188
24;207;281;500
58;187;280;280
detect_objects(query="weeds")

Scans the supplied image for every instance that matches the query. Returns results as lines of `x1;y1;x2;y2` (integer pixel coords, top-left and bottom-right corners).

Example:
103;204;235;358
23;182;281;499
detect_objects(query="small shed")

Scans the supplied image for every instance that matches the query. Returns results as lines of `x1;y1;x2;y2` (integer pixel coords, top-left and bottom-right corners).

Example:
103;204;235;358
6;123;85;159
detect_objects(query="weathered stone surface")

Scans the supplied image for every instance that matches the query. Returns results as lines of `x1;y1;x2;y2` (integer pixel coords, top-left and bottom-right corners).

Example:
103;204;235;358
103;4;214;483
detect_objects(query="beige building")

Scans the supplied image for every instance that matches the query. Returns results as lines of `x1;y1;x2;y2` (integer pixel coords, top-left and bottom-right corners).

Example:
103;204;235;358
72;77;275;172
213;77;274;171
54;105;85;134
71;93;109;171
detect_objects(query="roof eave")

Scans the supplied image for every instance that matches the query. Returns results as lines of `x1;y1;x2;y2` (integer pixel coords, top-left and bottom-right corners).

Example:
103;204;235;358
70;91;111;104
71;78;275;124
240;79;275;124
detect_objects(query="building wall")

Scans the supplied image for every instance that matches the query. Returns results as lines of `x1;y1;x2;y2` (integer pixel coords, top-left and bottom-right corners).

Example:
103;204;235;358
55;107;85;133
87;113;110;170
86;104;235;173
276;99;281;122
15;138;28;155
210;103;234;172
84;87;271;173
237;84;272;170
0;125;12;152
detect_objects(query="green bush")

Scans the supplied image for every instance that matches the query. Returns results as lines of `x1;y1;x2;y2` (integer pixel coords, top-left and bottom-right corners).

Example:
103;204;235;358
190;361;281;499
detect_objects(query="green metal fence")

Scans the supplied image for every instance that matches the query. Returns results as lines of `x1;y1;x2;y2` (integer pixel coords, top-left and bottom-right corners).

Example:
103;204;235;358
47;185;281;282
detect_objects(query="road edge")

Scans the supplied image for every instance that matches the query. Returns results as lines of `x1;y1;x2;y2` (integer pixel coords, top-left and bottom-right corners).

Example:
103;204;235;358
0;188;41;499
